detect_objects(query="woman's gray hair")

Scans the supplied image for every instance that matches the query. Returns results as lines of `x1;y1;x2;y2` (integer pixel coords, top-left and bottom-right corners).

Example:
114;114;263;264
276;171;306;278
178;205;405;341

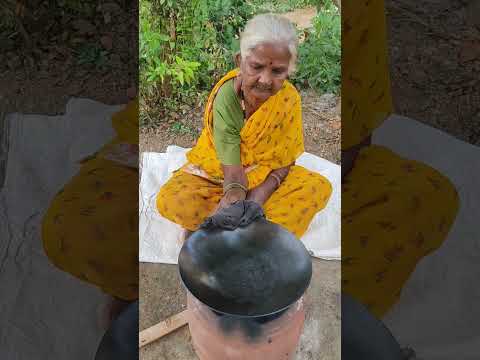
240;14;299;75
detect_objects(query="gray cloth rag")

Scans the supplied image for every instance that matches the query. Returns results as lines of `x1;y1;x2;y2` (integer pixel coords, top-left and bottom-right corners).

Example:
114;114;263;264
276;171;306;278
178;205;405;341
200;200;265;230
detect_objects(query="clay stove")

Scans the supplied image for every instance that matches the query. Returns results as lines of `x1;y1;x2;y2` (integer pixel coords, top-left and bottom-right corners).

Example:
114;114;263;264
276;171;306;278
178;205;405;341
187;291;305;360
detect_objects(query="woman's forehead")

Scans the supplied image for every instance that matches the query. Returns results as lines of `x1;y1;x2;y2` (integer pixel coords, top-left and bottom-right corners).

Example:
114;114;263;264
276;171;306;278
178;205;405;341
244;43;291;66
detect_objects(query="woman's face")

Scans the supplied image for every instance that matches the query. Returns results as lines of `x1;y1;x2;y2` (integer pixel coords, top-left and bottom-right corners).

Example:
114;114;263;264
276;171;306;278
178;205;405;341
240;42;291;103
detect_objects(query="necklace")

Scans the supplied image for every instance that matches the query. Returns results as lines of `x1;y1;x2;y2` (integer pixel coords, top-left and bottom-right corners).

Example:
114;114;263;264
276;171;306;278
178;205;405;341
239;79;247;120
240;90;246;117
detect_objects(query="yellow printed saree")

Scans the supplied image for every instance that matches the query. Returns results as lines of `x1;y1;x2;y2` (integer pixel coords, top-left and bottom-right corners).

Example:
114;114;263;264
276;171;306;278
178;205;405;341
42;100;139;301
157;69;332;237
342;0;459;317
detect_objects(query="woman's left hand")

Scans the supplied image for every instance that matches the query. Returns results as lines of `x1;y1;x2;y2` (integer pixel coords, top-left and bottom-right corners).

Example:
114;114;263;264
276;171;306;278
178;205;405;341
246;184;270;205
247;167;291;205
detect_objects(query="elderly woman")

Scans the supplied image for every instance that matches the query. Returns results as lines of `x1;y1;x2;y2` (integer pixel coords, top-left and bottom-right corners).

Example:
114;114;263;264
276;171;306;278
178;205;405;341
157;14;332;238
342;0;459;318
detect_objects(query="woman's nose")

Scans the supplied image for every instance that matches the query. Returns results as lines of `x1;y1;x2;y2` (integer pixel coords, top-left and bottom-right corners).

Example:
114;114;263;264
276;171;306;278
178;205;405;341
258;70;273;86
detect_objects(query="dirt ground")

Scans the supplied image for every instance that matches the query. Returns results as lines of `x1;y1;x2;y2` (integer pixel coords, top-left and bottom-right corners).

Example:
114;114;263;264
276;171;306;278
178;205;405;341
385;0;480;145
281;6;317;30
0;1;137;114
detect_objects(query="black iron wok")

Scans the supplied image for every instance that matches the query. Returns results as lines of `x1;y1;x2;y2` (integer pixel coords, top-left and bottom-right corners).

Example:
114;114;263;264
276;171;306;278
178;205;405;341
178;218;312;317
95;300;138;360
342;293;404;360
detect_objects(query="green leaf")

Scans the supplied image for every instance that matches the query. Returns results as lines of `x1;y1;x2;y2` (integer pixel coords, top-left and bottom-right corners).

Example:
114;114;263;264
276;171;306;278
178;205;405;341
178;72;184;86
147;73;157;82
184;67;193;79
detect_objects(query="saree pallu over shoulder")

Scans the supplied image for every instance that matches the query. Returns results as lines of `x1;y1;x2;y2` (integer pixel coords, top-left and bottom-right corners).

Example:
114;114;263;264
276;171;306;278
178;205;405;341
112;98;139;145
342;0;394;149
186;69;305;188
92;99;139;167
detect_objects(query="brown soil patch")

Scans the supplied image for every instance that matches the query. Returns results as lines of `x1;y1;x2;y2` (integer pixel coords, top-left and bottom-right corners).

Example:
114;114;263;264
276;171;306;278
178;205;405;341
0;1;137;115
280;6;317;30
386;0;480;145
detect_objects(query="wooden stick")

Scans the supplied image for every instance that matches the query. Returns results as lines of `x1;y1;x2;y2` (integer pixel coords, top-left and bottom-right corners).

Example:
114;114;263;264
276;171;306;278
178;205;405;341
139;310;189;348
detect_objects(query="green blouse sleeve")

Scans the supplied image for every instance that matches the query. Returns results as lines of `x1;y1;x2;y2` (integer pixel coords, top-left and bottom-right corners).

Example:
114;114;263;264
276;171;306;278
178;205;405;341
212;79;244;165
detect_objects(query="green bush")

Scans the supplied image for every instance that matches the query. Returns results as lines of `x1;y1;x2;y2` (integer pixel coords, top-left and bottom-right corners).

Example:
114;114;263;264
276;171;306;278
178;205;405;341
292;1;340;94
140;0;254;126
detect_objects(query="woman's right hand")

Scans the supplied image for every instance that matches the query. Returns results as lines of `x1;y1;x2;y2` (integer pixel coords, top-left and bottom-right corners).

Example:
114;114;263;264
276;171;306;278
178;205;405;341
215;164;248;214
213;188;246;214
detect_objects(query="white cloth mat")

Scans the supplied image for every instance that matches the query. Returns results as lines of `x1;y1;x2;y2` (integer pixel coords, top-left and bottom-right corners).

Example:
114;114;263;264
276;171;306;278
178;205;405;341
0;98;123;359
373;114;480;359
139;146;341;263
